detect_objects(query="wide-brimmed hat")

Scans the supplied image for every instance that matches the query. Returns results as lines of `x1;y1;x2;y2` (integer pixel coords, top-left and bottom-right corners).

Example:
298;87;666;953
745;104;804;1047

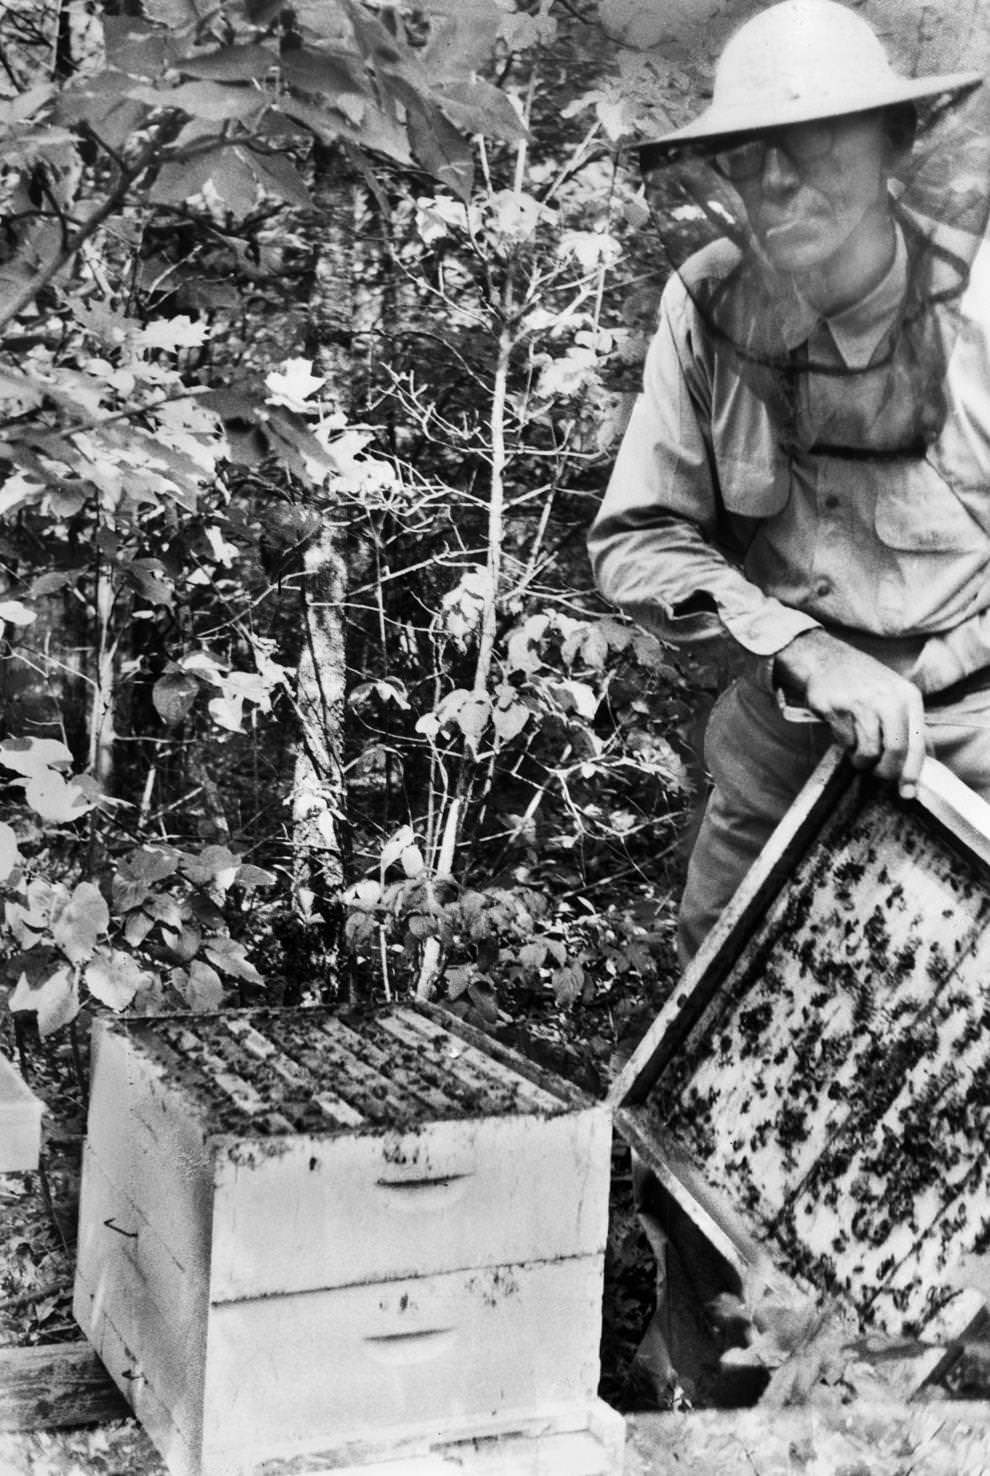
642;0;983;150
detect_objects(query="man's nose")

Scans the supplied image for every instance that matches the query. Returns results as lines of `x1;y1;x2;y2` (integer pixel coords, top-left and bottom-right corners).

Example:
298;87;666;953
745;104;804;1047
760;143;800;192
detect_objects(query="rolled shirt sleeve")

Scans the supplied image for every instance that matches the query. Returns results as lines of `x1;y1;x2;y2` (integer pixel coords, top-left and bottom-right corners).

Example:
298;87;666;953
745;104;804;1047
589;271;820;658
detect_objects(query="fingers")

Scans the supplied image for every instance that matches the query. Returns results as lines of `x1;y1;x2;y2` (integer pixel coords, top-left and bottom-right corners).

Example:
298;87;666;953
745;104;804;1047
799;643;926;793
845;689;926;795
848;711;883;771
897;694;927;801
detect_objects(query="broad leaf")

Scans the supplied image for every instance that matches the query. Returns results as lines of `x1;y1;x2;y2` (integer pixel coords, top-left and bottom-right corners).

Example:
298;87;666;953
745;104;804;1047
145;895;185;930
205;151;262;216
86;948;149;1010
554;679;600;720
112;875;151;914
405;98;474;201
519;941;548;969
125;847;181;885
100;17;169;74
456;695;490;753
207;695;245;731
432;80;527;142
235;863;277;891
344;910;376;948
175;43;279;82
506;616;549;674
343;878;381;907
10;965;80;1036
126;559;175;608
444;963;474;999
420;2;503;76
0;738;73;776
162;923;202;963
173;960;224;1011
381;825;416;871
129;81;266;123
153;671;200;726
596;0;672;49
265;358;326;412
124;911;156;947
240;149;311;208
24;772;95;824
179;845;241;890
30;569;85;596
147;154;215;206
134;316;208;350
552;962;585;1005
278;47;369;103
51;882;110;964
203;937;264;984
492;688;530;744
0;600;36;626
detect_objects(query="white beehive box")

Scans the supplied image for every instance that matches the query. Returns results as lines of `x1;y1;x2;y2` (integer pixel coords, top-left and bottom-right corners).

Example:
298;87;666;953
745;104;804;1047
611;749;990;1372
0;1048;44;1172
74;1001;622;1476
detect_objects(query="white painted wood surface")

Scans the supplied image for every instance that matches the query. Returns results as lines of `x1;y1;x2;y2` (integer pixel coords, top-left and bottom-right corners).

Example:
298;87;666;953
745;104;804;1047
202;1257;604;1457
316;1401;626;1476
74;1145;208;1446
0;1049;43;1172
209;1109;609;1299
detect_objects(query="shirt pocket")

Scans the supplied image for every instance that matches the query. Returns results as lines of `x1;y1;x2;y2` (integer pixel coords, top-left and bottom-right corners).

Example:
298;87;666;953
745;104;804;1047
718;457;791;519
873;457;984;553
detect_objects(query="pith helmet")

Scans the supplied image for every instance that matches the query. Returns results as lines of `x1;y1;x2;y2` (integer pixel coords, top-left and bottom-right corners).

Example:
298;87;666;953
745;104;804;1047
645;0;983;148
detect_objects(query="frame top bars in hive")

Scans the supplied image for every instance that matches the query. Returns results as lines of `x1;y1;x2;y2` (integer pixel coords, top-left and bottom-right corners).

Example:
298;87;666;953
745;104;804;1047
105;1001;583;1138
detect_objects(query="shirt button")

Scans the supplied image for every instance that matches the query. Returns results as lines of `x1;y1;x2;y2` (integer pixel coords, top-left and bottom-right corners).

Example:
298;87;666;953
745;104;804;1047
815;578;832;597
823;495;840;510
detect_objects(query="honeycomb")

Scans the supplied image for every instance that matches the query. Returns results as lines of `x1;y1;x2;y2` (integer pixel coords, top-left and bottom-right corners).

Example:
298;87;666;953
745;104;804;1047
654;789;990;1336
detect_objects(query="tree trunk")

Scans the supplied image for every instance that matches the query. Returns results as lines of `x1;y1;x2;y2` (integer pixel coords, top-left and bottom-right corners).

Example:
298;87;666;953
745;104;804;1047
290;147;360;934
292;531;347;916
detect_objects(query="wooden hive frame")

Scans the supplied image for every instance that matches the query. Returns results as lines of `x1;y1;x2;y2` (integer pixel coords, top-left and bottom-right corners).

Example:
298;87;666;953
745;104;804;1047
610;746;990;1385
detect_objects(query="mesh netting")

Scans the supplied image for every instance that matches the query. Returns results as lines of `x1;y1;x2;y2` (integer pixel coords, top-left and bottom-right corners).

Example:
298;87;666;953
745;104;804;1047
637;82;990;458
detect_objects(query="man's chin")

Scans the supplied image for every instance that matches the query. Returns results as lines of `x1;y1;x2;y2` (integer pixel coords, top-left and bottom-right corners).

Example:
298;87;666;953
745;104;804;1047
758;227;829;275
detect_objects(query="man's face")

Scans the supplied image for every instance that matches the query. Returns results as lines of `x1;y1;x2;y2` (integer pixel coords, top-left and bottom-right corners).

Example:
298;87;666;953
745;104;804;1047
721;112;894;279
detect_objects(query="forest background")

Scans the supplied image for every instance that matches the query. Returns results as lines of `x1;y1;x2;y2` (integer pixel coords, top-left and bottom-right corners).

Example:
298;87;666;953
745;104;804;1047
0;0;987;1090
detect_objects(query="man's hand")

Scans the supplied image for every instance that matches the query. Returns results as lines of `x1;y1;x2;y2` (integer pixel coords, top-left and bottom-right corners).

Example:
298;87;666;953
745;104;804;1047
774;628;926;798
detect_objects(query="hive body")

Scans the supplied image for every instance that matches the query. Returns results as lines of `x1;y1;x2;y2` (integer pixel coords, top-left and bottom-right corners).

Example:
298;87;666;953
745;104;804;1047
74;1004;620;1476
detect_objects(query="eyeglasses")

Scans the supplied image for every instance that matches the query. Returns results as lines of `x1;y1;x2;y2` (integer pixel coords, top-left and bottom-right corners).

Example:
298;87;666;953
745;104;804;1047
709;122;836;182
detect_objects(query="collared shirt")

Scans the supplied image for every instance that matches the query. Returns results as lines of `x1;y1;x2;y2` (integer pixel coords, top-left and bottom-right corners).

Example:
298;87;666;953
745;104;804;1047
589;218;990;694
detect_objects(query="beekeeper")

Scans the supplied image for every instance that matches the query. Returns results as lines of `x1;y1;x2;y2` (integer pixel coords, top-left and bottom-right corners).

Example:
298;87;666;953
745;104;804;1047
590;0;990;961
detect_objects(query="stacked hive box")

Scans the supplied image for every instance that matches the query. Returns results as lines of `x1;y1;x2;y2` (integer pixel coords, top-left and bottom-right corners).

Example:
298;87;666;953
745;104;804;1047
74;1002;622;1476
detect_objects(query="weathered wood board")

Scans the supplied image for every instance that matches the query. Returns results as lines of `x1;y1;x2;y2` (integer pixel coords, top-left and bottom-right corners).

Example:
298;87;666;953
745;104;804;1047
0;1344;128;1431
74;1001;619;1476
611;748;990;1355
